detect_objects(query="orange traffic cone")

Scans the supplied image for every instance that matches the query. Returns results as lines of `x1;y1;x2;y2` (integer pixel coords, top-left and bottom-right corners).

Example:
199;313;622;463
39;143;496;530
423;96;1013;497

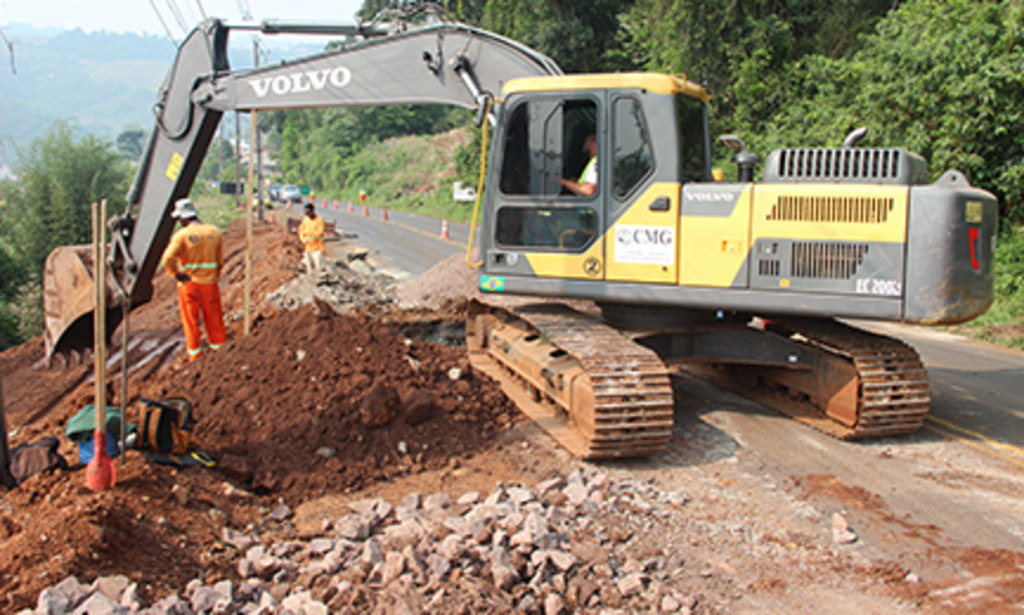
363;204;369;216
441;219;450;240
382;209;389;221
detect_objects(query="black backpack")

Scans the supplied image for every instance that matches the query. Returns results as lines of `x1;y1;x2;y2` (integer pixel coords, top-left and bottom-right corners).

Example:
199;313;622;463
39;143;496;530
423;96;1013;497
138;396;195;456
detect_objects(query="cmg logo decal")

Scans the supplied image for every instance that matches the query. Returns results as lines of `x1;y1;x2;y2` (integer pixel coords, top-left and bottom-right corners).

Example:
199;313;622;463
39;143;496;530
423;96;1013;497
614;224;676;266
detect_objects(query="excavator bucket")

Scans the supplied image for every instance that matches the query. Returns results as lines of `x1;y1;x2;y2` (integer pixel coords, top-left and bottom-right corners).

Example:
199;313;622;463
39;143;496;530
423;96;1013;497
43;246;122;366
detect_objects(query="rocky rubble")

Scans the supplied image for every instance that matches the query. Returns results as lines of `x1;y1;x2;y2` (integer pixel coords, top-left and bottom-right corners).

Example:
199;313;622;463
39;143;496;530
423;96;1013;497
267;256;397;315
20;469;696;614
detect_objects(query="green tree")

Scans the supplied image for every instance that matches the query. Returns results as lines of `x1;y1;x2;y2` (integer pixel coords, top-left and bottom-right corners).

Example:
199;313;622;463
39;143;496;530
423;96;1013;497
5;119;129;280
616;0;894;137
763;0;1024;221
481;0;634;73
115;125;148;161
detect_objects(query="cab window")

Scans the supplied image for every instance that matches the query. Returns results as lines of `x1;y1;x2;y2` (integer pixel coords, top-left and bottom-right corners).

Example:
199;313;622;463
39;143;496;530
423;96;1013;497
495;96;599;252
498;98;598;198
675;93;707;182
612;96;653;199
495;206;597;250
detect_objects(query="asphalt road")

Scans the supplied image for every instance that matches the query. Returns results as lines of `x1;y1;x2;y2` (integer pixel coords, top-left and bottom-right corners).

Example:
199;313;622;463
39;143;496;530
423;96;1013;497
313;202;473;279
308;202;1024;560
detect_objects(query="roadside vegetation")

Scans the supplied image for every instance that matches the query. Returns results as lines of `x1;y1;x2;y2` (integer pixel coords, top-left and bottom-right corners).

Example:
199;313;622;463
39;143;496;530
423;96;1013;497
956;225;1024;350
1;0;1022;351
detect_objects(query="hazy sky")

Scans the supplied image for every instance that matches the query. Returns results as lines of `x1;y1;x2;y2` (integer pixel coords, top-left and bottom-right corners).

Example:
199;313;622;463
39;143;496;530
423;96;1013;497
0;0;365;37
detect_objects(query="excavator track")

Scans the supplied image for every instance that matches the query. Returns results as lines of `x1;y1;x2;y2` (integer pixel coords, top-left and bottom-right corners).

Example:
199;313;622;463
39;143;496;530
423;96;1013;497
467;301;674;459
685;318;929;440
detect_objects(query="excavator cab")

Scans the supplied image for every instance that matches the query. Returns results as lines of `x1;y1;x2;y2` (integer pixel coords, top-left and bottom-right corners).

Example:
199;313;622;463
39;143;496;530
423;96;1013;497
480;73;709;289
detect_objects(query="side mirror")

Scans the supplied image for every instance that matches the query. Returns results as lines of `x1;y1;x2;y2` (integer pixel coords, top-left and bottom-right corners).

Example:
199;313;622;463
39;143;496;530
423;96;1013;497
718;134;761;183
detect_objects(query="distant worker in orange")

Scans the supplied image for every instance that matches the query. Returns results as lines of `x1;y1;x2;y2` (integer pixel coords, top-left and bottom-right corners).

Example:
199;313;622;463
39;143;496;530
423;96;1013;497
298;202;326;278
162;199;226;362
359;189;367;205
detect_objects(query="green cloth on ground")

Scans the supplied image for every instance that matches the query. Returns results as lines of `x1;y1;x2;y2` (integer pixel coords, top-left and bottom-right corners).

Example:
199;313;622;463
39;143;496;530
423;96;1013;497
65;405;135;442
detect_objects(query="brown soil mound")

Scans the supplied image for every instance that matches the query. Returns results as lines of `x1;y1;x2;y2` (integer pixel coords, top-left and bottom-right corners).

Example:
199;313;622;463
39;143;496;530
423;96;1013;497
0;219;516;611
136;300;516;505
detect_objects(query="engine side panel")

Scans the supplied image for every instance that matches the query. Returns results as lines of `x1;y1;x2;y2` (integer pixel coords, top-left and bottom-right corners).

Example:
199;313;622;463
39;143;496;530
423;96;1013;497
678;184;751;288
747;183;909;298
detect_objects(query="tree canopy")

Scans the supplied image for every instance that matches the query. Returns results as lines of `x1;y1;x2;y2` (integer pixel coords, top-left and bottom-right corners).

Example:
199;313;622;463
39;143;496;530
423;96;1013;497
0;120;128;348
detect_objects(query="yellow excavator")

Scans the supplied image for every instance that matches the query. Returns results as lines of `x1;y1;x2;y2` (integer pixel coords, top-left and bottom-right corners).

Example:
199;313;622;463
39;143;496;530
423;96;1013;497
43;6;998;459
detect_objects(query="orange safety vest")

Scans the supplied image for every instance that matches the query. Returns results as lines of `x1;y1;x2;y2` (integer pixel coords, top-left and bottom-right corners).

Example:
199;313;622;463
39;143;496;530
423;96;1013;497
162;222;224;285
298;215;326;253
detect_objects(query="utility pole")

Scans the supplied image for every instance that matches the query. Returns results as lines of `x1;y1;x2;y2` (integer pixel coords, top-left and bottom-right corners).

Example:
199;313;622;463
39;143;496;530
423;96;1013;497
244;38;259;336
235;112;242;209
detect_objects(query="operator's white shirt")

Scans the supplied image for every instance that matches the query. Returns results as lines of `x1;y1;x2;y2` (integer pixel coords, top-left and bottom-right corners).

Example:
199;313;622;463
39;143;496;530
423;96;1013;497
579;157;597;185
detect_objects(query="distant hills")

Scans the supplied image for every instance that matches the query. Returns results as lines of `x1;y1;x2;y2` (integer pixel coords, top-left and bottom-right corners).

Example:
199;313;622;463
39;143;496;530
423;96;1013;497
0;23;328;160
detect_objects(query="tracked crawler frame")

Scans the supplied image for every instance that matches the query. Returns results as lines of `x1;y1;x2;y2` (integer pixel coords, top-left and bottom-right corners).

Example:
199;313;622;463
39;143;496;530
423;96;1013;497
466;301;674;459
675;318;930;440
468;296;931;459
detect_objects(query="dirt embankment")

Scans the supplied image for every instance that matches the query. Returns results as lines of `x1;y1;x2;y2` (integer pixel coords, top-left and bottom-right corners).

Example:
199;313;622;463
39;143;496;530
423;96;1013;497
0;219;516;611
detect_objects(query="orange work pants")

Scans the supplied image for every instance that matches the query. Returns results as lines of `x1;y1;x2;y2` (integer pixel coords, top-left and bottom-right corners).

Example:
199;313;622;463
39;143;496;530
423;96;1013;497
177;282;226;361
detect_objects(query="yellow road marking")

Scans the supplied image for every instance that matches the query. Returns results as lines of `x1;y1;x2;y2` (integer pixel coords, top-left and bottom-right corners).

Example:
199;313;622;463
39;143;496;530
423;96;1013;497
924;417;1024;468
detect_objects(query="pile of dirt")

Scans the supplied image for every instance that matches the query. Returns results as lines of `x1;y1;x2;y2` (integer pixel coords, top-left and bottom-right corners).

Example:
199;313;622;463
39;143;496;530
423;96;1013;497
0;219;518;611
136;300;518;505
1;221;303;444
397;253;482;309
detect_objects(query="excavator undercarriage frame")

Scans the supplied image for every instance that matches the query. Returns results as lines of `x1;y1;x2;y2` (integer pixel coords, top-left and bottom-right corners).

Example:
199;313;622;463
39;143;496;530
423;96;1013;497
467;300;674;459
467;299;931;457
671;318;930;439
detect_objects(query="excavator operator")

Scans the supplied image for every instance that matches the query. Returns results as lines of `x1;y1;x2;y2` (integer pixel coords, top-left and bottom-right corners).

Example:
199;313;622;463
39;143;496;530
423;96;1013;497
161;199;226;362
560;133;597;197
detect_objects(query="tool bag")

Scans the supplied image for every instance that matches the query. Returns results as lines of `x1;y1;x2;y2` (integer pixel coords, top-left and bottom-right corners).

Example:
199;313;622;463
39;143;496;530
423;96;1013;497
7;436;68;485
138;396;195;456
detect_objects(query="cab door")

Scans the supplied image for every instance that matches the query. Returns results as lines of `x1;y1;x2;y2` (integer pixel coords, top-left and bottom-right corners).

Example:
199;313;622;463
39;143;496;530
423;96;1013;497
484;94;605;281
605;93;678;283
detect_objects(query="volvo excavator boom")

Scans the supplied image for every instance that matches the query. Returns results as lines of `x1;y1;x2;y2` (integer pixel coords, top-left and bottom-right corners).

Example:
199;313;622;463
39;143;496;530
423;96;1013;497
43;12;561;360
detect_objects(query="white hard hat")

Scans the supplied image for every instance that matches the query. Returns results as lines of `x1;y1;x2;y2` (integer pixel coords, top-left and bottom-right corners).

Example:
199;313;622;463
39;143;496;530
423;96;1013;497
171;198;199;219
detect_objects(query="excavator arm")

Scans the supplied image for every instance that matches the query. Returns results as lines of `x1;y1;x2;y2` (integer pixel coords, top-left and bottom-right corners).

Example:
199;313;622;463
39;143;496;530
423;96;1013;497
43;14;561;361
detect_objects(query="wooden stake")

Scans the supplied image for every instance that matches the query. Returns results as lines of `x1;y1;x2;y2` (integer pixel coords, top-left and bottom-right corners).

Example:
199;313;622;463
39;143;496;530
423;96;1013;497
0;379;14;489
87;200;114;491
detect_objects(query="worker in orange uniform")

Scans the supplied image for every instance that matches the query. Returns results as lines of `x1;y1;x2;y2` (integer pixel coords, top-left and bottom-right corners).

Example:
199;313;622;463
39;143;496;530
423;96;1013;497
298;202;326;278
162;199;226;362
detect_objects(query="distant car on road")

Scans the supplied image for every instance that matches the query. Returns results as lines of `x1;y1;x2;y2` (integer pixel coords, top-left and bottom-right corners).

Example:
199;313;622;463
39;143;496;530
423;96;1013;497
279;184;304;206
268;184;282;202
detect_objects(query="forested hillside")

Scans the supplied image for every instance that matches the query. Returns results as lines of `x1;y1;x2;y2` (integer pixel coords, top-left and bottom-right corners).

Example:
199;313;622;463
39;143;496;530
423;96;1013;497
0;28;174;144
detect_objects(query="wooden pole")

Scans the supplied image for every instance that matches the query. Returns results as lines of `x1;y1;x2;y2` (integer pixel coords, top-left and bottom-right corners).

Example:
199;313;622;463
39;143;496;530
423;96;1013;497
243;40;260;336
0;379;14;489
119;298;129;465
94;201;107;423
87;200;114;491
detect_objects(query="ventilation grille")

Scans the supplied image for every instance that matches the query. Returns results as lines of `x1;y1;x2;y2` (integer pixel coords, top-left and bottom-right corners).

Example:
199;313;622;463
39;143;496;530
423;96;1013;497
773;148;904;181
758;260;781;277
791;242;869;279
767;196;894;224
